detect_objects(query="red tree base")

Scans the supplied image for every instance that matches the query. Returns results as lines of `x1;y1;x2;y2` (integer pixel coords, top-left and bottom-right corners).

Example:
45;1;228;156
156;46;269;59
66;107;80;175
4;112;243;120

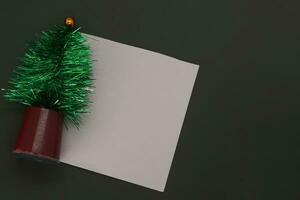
13;107;63;162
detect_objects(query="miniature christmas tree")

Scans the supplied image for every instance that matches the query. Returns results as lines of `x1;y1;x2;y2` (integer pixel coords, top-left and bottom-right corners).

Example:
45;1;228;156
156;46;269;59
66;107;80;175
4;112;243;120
5;17;93;161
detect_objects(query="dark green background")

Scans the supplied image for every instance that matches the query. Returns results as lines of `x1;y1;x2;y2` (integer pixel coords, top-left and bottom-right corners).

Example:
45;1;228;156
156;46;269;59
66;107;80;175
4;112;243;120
0;0;299;199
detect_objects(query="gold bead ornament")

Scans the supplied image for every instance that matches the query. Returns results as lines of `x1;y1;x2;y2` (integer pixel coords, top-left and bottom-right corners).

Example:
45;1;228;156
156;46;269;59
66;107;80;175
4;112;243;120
65;17;75;28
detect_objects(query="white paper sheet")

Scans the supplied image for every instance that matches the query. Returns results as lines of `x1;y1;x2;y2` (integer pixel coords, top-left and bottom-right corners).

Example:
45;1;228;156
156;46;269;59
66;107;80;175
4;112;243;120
60;34;199;192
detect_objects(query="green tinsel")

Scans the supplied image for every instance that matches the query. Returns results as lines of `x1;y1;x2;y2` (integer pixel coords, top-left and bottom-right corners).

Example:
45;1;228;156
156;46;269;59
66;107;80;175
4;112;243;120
5;25;93;127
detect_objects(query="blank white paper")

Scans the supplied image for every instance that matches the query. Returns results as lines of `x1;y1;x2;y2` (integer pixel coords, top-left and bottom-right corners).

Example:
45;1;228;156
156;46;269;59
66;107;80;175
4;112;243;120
60;33;199;192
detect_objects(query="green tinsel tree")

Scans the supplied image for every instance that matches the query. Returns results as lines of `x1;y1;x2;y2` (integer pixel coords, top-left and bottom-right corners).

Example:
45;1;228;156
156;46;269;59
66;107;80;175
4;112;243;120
5;25;93;127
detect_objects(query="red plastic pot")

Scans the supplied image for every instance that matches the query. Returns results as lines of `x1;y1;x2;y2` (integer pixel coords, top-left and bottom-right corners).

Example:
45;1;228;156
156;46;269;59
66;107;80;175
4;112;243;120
13;107;63;162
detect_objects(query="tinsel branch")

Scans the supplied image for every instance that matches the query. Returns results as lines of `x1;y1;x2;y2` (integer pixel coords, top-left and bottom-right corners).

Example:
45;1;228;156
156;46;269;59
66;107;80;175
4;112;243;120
5;26;93;126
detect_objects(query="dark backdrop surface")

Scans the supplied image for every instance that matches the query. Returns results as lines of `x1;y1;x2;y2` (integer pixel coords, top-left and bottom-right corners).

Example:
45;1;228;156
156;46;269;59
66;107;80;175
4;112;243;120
0;0;299;199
